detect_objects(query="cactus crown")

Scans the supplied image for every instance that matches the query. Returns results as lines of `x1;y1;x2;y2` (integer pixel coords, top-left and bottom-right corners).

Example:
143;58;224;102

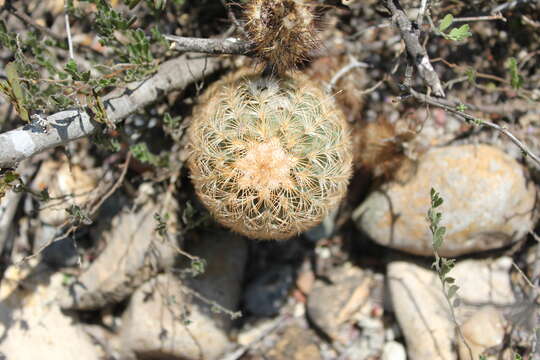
244;0;319;74
188;69;352;240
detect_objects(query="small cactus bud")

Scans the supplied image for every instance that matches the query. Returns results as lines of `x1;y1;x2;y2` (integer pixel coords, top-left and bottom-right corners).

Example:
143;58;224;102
188;68;352;240
244;0;320;74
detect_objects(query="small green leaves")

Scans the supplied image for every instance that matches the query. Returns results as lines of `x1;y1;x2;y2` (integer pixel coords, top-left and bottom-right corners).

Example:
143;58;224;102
446;24;472;42
0;170;21;201
0;62;30;122
447;284;459;299
439;14;454;32
64;59;91;82
433;226;446;250
430;188;444;208
130;142;168;167
438;14;473;42
154;212;169;236
66;204;92;225
190;258;207;276
506;57;523;90
456;103;468;112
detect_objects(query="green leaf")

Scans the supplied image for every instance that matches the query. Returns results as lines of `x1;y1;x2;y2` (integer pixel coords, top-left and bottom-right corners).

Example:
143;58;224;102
433;226;446;250
439;14;454;32
447;284;459;298
506;57;523;90
447;24;472;42
4;62;29;122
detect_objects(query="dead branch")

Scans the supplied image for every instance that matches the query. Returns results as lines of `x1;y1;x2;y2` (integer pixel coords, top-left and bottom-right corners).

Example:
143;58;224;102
0;55;221;169
166;35;253;55
384;0;446;97
407;88;540;167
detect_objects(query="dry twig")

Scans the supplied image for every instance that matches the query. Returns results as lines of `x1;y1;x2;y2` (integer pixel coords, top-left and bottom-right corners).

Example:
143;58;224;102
166;36;252;55
384;0;446;97
406;88;540;167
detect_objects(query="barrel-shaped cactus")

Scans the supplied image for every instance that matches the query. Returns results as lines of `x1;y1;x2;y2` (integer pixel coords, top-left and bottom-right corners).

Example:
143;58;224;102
188;69;352;240
244;0;319;74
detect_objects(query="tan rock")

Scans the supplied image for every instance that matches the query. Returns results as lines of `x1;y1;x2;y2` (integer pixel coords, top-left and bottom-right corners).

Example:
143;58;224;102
119;230;247;360
0;263;102;360
267;325;322;360
354;144;536;256
387;257;514;360
458;307;506;360
306;264;378;342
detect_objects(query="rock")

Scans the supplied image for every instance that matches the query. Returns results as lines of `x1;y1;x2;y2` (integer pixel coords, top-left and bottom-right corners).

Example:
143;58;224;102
307;264;382;342
244;264;294;317
381;341;407;360
0;262;102;359
36;224;79;268
304;208;338;242
458;307;506;360
387;257;515;360
266;325;322;360
31;161;98;226
119;230;247;360
354;144;536;256
59;192;177;310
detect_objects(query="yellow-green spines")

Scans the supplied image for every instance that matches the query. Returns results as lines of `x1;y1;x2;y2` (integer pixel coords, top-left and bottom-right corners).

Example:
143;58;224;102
188;69;352;240
244;0;320;74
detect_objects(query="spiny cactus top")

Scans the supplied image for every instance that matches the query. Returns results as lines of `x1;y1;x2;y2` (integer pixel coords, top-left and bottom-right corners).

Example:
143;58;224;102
188;69;352;240
244;0;319;74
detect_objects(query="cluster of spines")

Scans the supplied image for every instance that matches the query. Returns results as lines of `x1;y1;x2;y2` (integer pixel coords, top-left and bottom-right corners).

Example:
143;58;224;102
243;0;320;74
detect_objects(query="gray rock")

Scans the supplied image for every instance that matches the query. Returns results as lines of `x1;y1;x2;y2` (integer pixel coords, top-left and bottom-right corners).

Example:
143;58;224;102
244;264;294;317
59;193;177;310
354;144;537;256
119;229;247;360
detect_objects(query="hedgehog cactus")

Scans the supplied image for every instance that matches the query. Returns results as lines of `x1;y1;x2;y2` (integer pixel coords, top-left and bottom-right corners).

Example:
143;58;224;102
244;0;319;74
188;69;352;240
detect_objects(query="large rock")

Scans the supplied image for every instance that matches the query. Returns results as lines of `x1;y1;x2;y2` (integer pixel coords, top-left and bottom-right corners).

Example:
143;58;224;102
387;257;514;360
119;230;247;360
354;144;536;256
0;263;102;359
59;188;177;310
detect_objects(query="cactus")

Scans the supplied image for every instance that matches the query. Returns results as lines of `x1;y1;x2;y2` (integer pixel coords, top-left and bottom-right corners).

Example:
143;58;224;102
244;0;320;74
188;68;352;240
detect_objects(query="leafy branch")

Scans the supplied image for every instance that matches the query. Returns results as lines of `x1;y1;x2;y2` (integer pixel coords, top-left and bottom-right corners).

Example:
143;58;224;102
427;188;474;360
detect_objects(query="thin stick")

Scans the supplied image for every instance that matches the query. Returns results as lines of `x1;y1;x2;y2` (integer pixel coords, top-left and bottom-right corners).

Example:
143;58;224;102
452;14;506;23
407;88;540;167
8;5;64;41
326;56;370;94
89;152;131;215
64;3;75;59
